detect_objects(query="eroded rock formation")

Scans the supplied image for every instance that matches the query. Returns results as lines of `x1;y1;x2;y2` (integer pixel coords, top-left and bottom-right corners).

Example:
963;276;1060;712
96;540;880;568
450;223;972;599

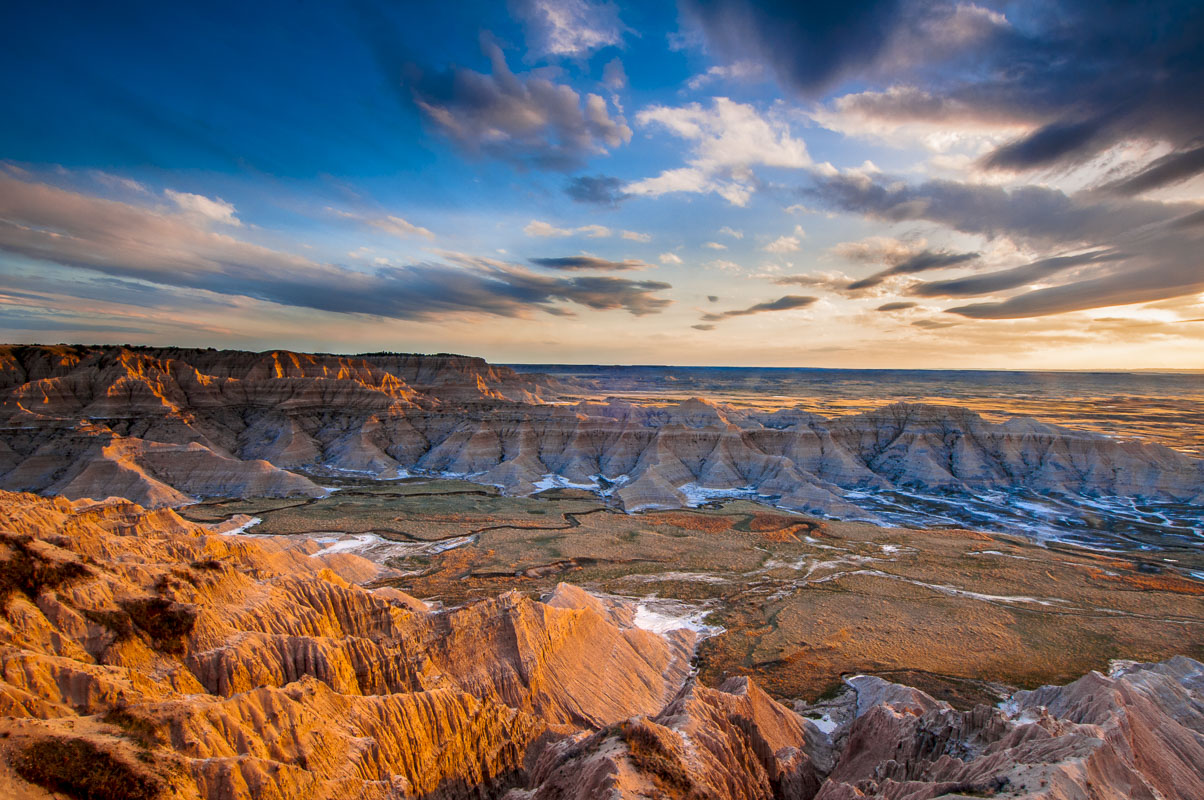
1;345;1200;517
1;490;1202;799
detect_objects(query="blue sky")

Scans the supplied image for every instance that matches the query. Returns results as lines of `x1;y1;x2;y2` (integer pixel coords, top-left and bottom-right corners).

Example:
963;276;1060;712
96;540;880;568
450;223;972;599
1;0;1202;367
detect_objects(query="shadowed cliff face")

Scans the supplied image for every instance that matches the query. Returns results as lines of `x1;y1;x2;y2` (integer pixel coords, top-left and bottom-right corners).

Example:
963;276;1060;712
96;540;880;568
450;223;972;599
1;345;1201;549
1;490;1202;799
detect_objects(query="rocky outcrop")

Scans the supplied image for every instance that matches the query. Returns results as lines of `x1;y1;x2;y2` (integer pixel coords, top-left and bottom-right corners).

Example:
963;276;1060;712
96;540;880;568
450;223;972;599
808;659;1204;800
0;490;698;799
1;345;1201;518
1;489;1202;799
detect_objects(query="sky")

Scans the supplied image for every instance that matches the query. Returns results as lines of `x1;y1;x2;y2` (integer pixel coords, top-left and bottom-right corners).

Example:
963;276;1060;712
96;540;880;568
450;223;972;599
1;0;1202;369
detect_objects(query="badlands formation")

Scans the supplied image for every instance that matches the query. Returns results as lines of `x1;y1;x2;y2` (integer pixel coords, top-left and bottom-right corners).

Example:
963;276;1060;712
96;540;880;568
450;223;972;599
0;491;1203;799
0;345;1202;798
1;345;1201;516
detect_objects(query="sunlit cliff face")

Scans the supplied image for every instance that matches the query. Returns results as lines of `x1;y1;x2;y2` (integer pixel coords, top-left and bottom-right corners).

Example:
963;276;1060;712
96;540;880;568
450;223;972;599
1;1;1202;368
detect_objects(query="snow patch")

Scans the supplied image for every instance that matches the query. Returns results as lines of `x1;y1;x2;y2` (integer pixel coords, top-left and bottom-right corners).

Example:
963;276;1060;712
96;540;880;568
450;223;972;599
633;597;724;638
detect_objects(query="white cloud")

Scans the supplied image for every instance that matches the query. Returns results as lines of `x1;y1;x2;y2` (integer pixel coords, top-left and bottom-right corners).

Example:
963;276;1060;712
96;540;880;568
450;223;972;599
625;98;810;206
330;208;435;240
370;214;435;240
719;226;743;239
621;230;652;242
524;220;574;237
517;0;627;58
165;190;240;226
524;219;616;238
686;60;764;90
764;235;801;254
703;241;727;250
659;252;683;264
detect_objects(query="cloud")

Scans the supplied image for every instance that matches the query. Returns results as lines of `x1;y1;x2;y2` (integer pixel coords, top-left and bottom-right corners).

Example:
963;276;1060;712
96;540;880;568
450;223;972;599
515;0;627;58
0;173;672;321
773;270;854;293
846;249;979;290
910;250;1120;298
681;0;1004;94
808;173;1183;246
876;301;917;311
1104;144;1204;196
524;219;611;238
707;295;719;302
692;323;716;331
719;226;743;239
410;40;630;170
763;235;801;254
625;97;810;205
659;252;683;264
807;169;1204;316
685;60;763;90
165;190;240;226
528;255;650;271
602;57;627;89
565;174;630;205
621;230;651;242
332;208;435;240
686;1;1204;174
701;294;817;322
703;241;726;250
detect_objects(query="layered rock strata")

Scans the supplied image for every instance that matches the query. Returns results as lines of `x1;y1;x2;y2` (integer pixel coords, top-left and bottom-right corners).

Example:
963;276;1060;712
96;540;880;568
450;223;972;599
1;345;1200;516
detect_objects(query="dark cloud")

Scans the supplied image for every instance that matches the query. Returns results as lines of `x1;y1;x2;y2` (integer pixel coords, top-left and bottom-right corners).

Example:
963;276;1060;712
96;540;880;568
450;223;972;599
876;301;917;311
911;250;1121;298
846;249;978;290
0;306;151;335
692;323;716;331
529;255;649;271
694;1;1204;172
981;117;1115;172
0;174;672;320
808;174;1184;244
701;294;816;322
565;174;629;205
409;40;630;170
1105;144;1204;196
911;319;959;329
807;171;1204;317
707;295;719;302
681;0;908;94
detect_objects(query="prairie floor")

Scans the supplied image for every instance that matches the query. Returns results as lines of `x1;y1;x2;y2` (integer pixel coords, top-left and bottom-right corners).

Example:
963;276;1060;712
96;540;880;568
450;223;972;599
181;476;1204;706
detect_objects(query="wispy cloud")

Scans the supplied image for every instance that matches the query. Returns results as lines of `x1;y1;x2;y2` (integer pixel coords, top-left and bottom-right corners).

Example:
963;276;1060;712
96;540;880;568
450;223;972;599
0;173;672;320
528;255;650;271
700;294;816;323
331;208;435;240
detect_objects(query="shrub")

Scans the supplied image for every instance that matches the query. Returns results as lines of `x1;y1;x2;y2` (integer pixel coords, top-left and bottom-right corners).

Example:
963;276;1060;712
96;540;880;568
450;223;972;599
120;598;197;654
619;721;695;793
81;608;136;642
0;534;91;613
102;707;164;750
9;736;162;800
